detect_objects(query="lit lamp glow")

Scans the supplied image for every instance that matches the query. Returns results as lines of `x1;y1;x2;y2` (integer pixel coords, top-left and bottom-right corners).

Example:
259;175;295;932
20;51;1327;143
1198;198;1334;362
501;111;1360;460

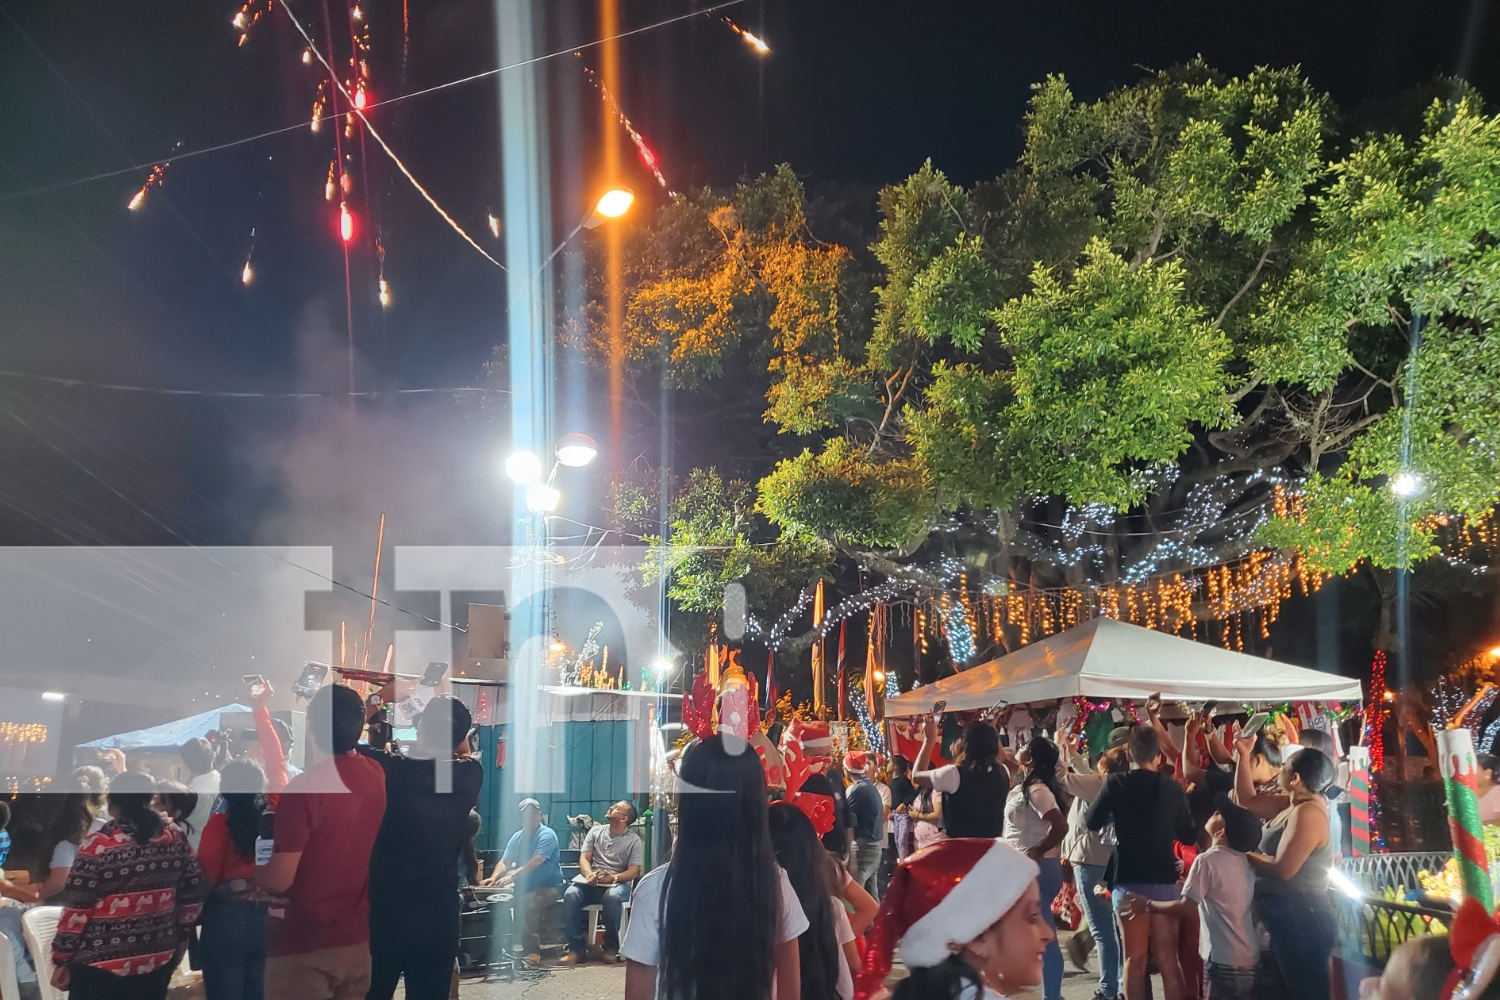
525;483;561;513
1390;472;1422;498
504;451;543;486
583;187;634;230
555;433;598;468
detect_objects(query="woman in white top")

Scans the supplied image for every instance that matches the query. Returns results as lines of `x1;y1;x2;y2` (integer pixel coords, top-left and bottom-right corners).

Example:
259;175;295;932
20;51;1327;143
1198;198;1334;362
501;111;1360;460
622;734;808;1000
768;803;859;1000
1002;736;1068;1000
854;838;1052;1000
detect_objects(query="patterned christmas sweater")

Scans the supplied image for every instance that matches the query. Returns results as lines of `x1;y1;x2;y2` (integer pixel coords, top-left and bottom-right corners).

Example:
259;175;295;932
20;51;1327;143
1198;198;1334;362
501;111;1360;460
51;820;205;976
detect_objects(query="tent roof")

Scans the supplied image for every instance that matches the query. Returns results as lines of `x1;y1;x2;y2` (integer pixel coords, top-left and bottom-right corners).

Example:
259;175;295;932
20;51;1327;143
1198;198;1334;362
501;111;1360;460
76;704;251;752
884;618;1362;717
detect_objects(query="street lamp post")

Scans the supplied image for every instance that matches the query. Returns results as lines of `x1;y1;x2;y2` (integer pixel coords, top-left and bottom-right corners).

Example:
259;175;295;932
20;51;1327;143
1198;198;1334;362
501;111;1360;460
532;186;635;285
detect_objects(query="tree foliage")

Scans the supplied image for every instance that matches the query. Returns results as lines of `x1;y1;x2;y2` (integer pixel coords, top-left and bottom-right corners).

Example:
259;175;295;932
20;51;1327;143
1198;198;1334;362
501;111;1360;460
562;63;1500;646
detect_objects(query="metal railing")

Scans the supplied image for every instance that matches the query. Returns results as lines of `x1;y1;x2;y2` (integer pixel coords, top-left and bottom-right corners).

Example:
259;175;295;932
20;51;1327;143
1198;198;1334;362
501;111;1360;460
1333;853;1454;969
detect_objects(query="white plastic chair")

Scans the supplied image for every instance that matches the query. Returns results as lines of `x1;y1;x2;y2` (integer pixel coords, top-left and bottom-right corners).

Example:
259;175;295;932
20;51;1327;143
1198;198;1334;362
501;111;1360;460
21;906;65;1000
584;901;632;950
0;927;21;1000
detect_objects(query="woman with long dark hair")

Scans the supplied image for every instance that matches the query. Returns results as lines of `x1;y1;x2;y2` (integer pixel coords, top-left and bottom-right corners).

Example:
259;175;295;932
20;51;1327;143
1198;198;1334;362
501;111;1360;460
769;803;854;1000
1003;737;1068;1000
49;772;205;1000
196;759;272;1000
621;735;807;1000
912;717;1009;839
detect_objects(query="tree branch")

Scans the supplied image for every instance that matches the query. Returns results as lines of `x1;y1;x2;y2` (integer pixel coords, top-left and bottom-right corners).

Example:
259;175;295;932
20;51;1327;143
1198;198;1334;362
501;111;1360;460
1214;243;1274;329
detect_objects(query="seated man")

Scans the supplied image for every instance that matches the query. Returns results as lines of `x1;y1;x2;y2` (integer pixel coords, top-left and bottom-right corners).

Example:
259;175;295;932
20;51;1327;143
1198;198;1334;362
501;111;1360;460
485;798;563;965
559;800;643;965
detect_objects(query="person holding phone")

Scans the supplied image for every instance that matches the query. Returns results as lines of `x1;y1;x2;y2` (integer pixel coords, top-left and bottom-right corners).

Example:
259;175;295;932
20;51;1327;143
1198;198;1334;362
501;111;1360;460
912;713;1009;839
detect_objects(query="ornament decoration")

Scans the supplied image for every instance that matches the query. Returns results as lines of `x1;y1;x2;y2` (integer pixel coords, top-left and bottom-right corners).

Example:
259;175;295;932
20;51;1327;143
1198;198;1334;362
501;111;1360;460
1440;726;1495;910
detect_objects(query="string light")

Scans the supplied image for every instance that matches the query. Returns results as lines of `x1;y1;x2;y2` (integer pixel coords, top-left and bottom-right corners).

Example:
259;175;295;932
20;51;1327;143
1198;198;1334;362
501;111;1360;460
575;54;672;192
1365;651;1388;774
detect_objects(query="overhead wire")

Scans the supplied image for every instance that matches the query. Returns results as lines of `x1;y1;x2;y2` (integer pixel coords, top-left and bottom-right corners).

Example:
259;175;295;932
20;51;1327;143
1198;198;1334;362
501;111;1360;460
0;0;751;204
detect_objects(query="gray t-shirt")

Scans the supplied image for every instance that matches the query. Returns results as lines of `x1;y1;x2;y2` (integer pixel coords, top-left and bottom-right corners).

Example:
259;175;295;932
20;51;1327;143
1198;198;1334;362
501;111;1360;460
582;824;645;877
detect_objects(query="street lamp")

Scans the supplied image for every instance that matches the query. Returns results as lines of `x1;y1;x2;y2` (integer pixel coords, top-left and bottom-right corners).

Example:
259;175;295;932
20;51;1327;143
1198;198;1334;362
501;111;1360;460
505;433;599;512
533;186;635;284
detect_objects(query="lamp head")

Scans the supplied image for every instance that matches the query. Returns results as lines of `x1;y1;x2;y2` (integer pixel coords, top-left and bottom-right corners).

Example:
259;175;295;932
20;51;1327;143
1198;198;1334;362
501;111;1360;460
584;187;634;229
525;483;561;513
555;433;598;468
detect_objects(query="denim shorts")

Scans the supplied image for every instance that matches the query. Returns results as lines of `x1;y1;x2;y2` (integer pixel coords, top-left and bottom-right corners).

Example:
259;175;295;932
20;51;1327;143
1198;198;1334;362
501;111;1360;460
1112;883;1182;907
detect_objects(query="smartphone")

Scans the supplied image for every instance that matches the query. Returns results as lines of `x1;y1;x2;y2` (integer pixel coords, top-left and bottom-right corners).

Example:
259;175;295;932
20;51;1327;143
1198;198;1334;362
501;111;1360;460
1243;712;1270;736
419;661;449;687
293;662;330;700
243;674;267;697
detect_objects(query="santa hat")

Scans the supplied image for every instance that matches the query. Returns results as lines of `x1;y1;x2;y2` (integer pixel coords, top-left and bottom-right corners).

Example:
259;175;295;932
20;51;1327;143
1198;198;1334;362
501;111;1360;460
854;839;1039;1000
843;750;869;774
784;718;833;757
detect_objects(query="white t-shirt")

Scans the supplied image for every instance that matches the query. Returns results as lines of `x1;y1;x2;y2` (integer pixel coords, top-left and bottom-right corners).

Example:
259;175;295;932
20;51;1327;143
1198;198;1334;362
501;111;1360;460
929;764;961;794
1180;845;1257;969
49;838;78;871
1002;783;1061;858
620;864;810;997
833;896;855;1000
187;769;222;850
877;782;892;837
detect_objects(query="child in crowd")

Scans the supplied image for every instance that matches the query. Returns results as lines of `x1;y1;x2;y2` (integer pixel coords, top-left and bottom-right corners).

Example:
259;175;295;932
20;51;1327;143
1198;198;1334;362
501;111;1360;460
1124;794;1261;1000
856;838;1052;1000
1361;897;1500;999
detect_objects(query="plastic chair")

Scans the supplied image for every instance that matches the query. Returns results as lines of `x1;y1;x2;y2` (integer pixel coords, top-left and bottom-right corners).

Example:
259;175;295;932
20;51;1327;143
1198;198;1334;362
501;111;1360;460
584;901;631;949
21;906;65;1000
0;927;21;1000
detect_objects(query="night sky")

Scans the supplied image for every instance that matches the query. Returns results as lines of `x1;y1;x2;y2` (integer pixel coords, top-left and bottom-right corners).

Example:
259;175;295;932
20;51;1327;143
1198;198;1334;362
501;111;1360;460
0;0;1495;551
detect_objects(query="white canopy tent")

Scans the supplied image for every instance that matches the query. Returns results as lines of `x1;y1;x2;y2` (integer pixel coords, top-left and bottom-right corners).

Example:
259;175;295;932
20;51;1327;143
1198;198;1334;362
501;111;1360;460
885;617;1362;716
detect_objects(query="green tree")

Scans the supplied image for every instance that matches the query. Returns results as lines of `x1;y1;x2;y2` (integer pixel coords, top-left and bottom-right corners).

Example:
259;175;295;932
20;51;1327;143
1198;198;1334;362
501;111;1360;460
559;63;1500;651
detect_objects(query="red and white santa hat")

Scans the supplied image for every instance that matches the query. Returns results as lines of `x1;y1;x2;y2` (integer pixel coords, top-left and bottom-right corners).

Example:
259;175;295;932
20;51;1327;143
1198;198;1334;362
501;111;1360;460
854;838;1039;1000
784;718;833;757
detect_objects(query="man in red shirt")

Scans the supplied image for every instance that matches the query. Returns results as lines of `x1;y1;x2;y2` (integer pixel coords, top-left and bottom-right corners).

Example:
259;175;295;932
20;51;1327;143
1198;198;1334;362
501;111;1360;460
258;683;387;1000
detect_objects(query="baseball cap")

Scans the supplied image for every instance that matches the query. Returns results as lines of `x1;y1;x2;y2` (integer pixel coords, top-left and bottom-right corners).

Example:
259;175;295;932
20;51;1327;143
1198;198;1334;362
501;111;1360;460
518;797;542;814
1214;792;1263;854
1107;726;1132;749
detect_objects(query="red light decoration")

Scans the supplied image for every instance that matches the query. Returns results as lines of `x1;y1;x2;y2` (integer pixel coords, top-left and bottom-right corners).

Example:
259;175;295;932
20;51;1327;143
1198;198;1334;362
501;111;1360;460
339;202;354;243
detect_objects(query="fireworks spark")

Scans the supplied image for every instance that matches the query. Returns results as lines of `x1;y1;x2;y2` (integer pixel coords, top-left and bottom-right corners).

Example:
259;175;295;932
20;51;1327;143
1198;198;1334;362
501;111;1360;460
310;81;327;133
126;164;168;211
339;201;354;243
353;83;368;111
230;0;270;43
302;48;313;65
325;161;337;202
378;277;391;307
487;213;501;239
575;55;671;192
241;227;256;285
723;17;770;54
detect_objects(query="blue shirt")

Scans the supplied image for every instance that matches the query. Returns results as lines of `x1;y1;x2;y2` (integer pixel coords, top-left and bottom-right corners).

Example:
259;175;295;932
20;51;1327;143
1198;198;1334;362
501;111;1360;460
0;829;10;868
847;778;884;843
502;824;562;893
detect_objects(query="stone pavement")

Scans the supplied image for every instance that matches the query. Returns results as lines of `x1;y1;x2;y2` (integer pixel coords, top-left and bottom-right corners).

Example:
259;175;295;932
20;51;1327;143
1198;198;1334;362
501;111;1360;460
428;934;1106;1000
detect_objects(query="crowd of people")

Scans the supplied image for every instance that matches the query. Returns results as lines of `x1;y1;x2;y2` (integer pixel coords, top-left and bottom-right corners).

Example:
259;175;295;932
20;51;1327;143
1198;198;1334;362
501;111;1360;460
0;680;484;1000
10;681;1492;1000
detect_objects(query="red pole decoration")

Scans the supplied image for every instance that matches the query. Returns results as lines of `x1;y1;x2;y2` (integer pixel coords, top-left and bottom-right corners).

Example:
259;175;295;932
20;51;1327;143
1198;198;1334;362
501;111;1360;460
1348;745;1371;857
1439;727;1494;908
1364;651;1388;774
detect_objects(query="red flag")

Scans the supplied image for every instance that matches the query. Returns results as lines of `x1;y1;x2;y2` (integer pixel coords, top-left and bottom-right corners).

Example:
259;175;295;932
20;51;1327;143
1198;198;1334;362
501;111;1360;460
765;649;778;717
836;621;848;721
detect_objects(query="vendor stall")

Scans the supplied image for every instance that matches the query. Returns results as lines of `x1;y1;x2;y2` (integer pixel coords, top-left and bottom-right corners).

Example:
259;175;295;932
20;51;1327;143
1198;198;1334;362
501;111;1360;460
885;617;1363;714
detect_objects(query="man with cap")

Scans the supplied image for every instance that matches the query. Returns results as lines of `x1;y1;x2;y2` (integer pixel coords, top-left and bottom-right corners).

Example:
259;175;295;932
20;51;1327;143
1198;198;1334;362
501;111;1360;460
844;749;886;900
485;797;563;964
357;694;484;1000
854;838;1052;1000
240;716;304;781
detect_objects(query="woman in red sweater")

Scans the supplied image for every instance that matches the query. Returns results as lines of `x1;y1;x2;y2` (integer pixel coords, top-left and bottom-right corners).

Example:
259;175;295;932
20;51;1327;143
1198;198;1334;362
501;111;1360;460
50;772;205;999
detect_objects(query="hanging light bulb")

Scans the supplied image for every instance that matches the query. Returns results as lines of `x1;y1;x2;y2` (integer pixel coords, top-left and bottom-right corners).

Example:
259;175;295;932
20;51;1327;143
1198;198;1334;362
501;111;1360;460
324;162;336;202
353;83;368;111
241;261;254;285
378;278;391;307
339;202;354;243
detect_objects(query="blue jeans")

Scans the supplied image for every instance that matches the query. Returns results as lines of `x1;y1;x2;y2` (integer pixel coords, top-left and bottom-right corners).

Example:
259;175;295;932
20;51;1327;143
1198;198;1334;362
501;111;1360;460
852;840;884;901
564;881;632;953
0;901;36;984
1257;892;1335;1000
198;899;268;1000
1037;857;1064;1000
1076;862;1122;998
